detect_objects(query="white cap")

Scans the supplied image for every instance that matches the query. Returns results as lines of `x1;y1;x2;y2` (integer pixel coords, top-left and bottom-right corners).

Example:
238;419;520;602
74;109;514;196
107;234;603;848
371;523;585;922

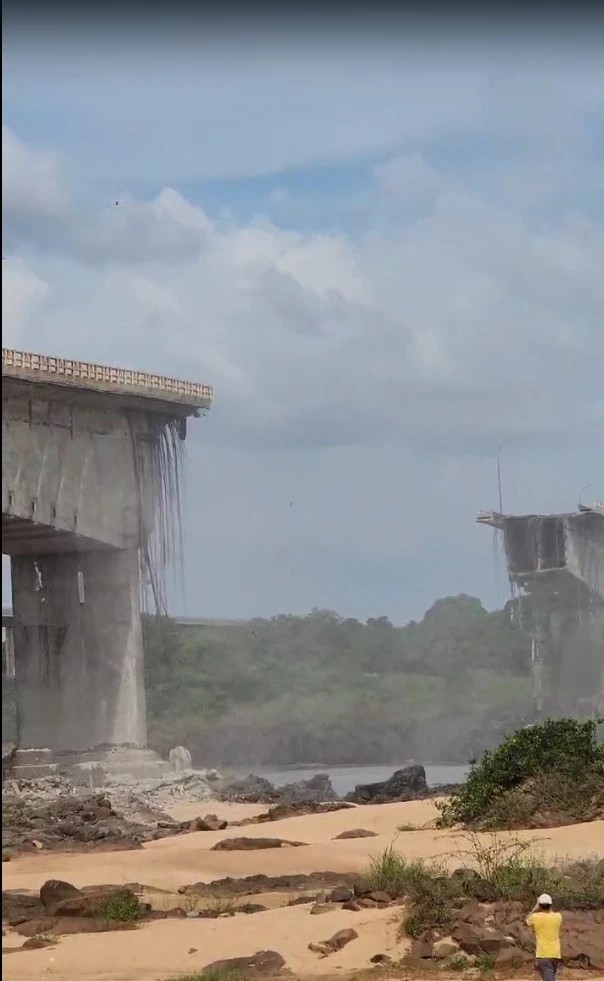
538;894;553;906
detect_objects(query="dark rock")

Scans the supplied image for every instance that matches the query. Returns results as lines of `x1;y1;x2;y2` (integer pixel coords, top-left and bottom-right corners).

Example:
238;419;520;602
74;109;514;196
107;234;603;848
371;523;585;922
433;940;459;958
216;772;337;805
309;928;358;957
40;880;83;909
211;837;305;851
203;950;286;975
186;814;228;832
268;800;350;822
310;903;333;915
349;764;428;804
22;936;55;950
327;886;354;903
215;774;279;803
452;922;506;955
370;953;393;964
364;890;394;905
495;947;524;967
179;871;359;898
276;773;336;803
15;916;138;937
236;903;267;914
342;899;362;911
409;937;434;959
2;793;183;858
333;828;378;840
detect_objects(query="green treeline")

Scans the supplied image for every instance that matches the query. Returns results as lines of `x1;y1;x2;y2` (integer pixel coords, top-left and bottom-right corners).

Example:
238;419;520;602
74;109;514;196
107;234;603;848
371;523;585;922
143;594;534;767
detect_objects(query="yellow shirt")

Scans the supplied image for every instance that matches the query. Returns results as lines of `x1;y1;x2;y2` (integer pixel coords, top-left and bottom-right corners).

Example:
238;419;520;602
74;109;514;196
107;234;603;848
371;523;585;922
526;911;562;959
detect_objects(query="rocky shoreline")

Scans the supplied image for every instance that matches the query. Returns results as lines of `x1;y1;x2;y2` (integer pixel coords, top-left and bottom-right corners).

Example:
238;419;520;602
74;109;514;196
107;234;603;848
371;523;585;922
2;763;455;860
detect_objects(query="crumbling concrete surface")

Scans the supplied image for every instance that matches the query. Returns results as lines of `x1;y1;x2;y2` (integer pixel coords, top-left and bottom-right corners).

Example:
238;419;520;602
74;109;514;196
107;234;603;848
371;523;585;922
478;507;604;717
1;768;219;859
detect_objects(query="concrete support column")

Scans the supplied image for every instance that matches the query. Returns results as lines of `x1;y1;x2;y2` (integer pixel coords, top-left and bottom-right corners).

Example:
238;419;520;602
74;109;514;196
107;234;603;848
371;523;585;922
4;626;16;678
549;606;604;716
11;549;147;751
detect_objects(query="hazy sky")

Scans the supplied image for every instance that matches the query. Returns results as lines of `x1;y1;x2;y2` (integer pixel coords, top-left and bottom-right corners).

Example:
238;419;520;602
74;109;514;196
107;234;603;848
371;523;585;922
2;15;603;622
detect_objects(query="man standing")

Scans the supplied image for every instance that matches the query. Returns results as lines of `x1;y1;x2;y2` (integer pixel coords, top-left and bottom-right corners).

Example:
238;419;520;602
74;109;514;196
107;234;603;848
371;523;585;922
526;893;563;981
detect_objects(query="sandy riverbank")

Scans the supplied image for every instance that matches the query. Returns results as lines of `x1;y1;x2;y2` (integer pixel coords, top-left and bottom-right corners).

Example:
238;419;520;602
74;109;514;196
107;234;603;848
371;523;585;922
3;799;603;981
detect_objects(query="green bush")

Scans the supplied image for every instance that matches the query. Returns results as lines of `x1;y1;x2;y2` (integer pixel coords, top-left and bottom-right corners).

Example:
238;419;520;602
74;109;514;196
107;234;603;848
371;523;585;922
437;718;604;827
168;972;242;981
95;889;141;923
367;846;445;897
391;833;604;941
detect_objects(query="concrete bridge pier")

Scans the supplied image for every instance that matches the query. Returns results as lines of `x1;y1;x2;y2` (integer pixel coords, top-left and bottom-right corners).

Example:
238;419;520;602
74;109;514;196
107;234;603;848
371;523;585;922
11;548;146;752
3;348;212;756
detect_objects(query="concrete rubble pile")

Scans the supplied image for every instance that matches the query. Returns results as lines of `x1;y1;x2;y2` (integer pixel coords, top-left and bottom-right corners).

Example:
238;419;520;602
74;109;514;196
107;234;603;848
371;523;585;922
1;766;223;859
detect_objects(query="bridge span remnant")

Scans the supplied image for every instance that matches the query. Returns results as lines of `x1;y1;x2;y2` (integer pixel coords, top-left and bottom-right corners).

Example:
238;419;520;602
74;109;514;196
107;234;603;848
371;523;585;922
2;349;212;752
477;503;604;718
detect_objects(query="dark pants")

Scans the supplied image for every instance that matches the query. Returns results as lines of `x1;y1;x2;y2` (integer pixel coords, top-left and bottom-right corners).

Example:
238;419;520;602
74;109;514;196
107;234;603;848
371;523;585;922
536;959;561;981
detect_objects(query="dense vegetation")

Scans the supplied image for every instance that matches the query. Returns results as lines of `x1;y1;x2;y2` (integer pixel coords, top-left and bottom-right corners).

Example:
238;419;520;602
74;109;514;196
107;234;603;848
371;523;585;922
143;594;534;766
437;718;604;828
366;837;604;941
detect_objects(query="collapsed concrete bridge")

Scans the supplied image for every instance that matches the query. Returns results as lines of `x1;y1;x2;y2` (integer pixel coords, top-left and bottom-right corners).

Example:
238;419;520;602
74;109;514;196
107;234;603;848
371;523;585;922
477;502;604;718
2;348;212;752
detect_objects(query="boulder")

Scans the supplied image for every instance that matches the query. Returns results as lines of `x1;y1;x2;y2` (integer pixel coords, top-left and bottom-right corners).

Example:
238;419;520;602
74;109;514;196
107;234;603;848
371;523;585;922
268;800;349;821
452;922;506;955
409;937;434;959
327;886;354;903
216;775;278;803
211;837;305;851
433;940;460;959
276;773;336;803
40;880;83;909
202;950;286;975
333;828;378;840
22;936;55;950
308;928;358;957
185;814;227;832
349;764;428;803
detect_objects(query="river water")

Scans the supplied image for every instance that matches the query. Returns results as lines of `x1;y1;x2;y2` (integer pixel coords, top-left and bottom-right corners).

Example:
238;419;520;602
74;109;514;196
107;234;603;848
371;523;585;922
232;763;469;797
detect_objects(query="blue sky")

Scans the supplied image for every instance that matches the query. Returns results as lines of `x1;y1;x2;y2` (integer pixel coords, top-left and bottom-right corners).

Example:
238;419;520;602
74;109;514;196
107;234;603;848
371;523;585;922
2;22;604;621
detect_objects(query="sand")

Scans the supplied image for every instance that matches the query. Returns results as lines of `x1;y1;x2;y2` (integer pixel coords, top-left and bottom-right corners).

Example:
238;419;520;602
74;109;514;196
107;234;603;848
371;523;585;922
3;798;603;981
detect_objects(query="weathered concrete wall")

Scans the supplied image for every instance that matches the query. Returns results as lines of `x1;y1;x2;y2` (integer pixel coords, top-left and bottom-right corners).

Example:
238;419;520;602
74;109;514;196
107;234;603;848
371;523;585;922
2;350;207;754
11;549;146;750
495;511;604;717
2;390;155;551
548;605;604;716
564;514;604;601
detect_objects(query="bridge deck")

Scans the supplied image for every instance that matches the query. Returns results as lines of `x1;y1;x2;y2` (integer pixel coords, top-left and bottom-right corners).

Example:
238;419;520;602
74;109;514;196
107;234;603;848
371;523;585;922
2;349;213;414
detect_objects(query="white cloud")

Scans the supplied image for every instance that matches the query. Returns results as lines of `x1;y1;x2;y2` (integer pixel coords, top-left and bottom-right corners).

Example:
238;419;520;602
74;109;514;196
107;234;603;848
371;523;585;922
2;36;603;620
374;151;444;203
2;125;66;218
2;124;602;460
1;260;50;342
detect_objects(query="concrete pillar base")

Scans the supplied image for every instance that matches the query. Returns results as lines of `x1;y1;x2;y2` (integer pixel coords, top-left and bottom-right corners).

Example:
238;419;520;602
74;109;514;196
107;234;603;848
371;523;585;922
11;549;147;751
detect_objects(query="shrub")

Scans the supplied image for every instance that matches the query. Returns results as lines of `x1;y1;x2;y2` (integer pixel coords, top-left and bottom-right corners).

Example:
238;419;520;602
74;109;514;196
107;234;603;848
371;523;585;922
437;718;604;827
476;951;496;975
367;845;445;897
393;832;604;941
168;972;242;981
95;889;141;923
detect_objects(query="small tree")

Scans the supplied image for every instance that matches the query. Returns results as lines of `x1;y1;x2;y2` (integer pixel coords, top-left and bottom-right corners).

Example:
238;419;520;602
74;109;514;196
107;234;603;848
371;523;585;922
437;718;604;827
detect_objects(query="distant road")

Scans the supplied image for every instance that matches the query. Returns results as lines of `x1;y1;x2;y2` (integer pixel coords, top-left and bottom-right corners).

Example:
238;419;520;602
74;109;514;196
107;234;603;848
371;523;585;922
2;607;247;629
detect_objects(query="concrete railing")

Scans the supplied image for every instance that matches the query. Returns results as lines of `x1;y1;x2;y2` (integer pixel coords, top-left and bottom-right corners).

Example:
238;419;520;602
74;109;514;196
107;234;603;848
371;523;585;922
2;348;213;408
